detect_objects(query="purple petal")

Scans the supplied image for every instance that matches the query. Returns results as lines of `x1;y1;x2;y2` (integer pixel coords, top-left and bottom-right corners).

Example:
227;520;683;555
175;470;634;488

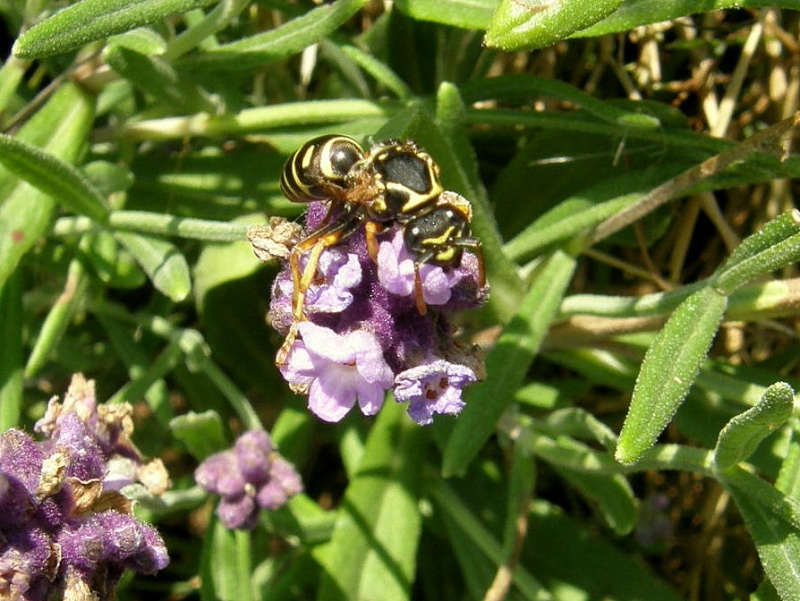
234;430;273;483
308;375;358;422
279;340;316;387
349;330;394;386
376;229;456;306
217;495;258;530
355;380;386;416
298;321;356;365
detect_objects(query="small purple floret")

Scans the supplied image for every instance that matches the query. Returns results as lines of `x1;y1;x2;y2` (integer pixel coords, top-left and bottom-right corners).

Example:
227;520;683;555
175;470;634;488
280;321;394;422
394;360;477;425
377;229;461;306
194;430;303;530
270;249;362;332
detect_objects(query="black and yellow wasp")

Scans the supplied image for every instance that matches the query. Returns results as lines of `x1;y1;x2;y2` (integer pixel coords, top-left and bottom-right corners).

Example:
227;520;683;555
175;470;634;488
277;134;485;363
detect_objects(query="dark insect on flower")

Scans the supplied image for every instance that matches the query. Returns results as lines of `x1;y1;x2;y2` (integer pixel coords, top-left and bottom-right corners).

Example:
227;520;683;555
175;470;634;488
276;135;486;364
254;135;489;425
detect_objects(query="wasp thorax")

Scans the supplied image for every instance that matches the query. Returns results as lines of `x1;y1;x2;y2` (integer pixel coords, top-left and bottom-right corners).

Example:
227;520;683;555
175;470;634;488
368;143;443;221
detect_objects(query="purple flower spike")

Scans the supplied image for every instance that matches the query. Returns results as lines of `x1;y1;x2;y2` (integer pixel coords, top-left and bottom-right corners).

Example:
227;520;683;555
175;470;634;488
0;374;170;601
280;321;394;422
259;138;490;425
394;360;477;425
194;430;303;530
377;230;460;306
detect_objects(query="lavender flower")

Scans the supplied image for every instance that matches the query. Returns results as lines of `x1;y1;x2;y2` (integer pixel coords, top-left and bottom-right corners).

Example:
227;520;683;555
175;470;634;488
0;374;169;601
393;360;477;425
257;138;489;425
271;248;362;320
194;430;303;530
258;194;488;425
279;321;395;422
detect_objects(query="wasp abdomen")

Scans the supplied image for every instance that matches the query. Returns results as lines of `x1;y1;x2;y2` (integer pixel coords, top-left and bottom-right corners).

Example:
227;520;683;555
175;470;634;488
280;135;364;203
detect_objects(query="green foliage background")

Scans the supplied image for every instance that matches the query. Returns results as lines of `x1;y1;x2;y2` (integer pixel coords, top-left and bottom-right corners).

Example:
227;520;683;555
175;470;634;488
1;0;800;599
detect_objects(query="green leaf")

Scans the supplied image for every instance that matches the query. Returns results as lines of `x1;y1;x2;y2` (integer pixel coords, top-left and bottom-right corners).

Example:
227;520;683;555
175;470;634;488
0;57;26;117
82;161;135;197
505;192;641;262
485;0;620;51
0;83;95;289
200;521;253;601
752;580;781;601
575;0;800;39
517;422;635;534
170;410;228;461
714;382;795;471
13;0;218;58
193;215;277;388
504;444;536;555
182;0;370;71
121;99;395;141
616;285;727;464
543;440;636;534
523;500;682;601
715;210;800;295
0;134;109;223
113;231;192;302
776;427;800;502
538;408;619;453
107;27;168;55
722;467;800;601
431;479;549;599
0;270;23;430
104;45;214;113
317;401;424;601
394;0;497;30
84;231;146;289
460;76;662;129
25;253;90;378
443;250;577;477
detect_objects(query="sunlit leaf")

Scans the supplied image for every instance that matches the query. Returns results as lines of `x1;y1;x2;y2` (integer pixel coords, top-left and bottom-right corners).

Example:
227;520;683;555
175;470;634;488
714;382;795;471
13;0;217;58
443;250;576;476
616;286;727;464
0;84;95;289
485;0;620;51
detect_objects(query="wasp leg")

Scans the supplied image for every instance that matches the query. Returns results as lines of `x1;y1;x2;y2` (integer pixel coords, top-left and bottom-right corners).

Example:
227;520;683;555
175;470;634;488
276;321;299;367
472;242;486;288
276;211;362;367
290;237;329;321
364;220;385;262
277;239;336;368
412;263;428;316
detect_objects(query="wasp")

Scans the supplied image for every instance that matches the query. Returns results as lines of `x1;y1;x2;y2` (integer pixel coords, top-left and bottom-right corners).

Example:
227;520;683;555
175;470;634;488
276;134;485;363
